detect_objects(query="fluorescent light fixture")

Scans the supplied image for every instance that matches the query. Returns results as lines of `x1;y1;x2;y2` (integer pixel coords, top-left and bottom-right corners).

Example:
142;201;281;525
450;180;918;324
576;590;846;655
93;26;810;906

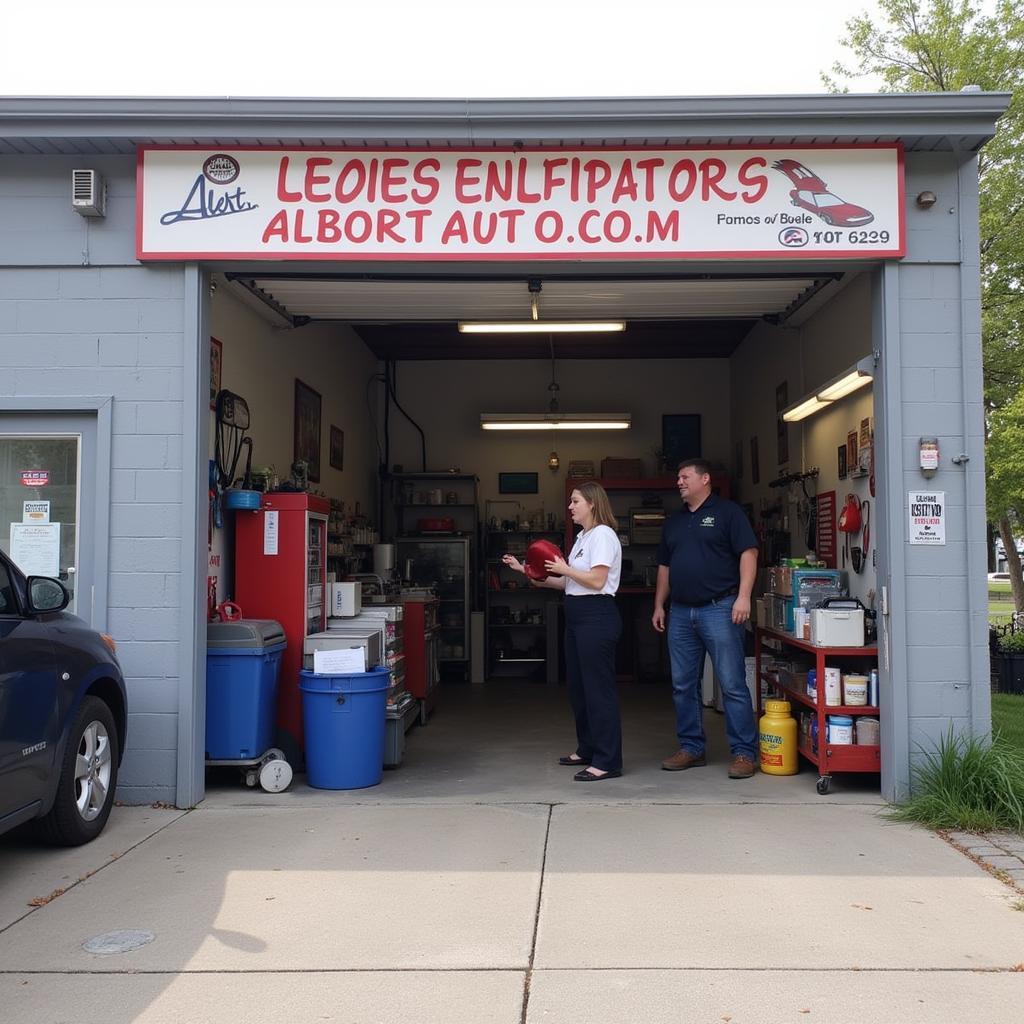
481;413;631;431
458;321;626;334
782;395;832;423
781;357;875;423
817;368;873;402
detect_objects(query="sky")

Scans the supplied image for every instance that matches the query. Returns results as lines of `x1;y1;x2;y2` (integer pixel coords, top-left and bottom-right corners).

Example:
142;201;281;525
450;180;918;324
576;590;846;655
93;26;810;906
2;0;888;98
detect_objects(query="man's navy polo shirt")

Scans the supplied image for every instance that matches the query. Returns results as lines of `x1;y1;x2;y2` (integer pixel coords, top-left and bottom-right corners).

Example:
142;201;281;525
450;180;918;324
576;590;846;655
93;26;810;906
657;494;758;606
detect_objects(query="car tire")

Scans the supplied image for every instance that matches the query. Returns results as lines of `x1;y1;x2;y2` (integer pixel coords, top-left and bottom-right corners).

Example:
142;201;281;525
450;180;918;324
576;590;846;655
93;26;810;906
37;696;119;846
821;214;834;226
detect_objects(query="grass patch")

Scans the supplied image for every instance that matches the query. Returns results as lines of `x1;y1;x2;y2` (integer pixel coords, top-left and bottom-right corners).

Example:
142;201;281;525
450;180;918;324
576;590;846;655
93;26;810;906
993;694;1024;750
888;729;1024;833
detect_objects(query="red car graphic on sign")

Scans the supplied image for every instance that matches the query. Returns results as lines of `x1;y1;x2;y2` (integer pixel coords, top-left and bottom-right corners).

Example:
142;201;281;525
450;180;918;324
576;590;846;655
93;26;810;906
772;159;874;227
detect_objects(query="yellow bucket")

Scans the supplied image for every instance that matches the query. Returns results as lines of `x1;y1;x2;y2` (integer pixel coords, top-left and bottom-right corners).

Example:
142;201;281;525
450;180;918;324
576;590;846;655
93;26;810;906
759;699;798;775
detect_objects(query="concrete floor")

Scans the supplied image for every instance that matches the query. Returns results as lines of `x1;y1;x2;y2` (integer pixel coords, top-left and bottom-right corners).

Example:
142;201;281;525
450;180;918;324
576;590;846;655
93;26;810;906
3;683;1023;1024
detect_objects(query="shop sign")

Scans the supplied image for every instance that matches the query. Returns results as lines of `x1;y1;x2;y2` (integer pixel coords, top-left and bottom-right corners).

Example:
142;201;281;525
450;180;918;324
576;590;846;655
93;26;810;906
137;145;904;261
22;500;50;523
909;491;945;545
20;470;49;487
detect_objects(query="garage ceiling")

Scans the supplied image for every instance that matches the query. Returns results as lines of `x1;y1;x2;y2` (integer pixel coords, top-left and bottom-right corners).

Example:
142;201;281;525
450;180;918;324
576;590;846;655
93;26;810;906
230;274;829;359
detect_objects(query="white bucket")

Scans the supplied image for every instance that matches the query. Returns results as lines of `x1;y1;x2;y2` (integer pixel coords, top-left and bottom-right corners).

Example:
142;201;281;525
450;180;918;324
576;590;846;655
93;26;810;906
827;715;854;745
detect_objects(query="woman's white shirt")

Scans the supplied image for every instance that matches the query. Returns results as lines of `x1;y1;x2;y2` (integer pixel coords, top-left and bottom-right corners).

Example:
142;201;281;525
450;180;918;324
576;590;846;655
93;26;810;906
565;524;621;596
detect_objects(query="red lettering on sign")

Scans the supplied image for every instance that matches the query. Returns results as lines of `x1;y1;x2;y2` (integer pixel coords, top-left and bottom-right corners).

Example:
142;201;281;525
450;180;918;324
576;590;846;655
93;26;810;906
485;162;513;202
346;211;372;243
583;159;612;203
262;210;290;243
411;159;440;204
377;209;405;243
647;209;679;242
441;210;469;244
335;159;368;203
455;160;483;203
498;209;524;242
579;209;601;243
635;158;664;202
668;160;697;202
406;209;431;242
381;159;410;203
276;157;302;202
293;208;313;243
515;160;541;203
542;158;568;200
472;212;499;244
304;157;333;203
535;211;563;243
604;211;630;243
738;157;769;203
611;163;638;204
317;209;341;243
701;159;736;202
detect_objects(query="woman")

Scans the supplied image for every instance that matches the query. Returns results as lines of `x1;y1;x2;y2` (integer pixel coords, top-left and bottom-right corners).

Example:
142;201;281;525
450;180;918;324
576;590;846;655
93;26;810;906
503;481;623;781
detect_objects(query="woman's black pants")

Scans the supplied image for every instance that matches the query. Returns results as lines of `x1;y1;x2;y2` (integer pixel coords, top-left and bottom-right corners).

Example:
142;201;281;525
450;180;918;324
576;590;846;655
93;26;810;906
563;594;623;772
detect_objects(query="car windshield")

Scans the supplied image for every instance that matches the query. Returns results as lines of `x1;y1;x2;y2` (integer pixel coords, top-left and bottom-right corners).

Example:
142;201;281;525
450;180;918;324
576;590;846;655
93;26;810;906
814;192;848;208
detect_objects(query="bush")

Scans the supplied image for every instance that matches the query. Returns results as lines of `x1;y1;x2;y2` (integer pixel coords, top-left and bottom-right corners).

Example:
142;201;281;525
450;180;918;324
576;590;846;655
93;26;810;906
888;728;1024;833
997;631;1024;654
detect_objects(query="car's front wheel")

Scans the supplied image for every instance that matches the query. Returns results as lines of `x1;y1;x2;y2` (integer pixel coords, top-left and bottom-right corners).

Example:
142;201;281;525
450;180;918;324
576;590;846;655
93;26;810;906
37;696;119;846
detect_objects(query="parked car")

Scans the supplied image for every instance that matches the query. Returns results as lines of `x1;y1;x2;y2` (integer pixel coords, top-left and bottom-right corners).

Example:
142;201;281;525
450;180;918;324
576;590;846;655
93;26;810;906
772;159;875;227
0;550;127;845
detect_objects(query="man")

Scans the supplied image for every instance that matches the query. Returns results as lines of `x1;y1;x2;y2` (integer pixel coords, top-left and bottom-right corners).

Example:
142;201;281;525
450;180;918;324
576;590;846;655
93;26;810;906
652;458;759;779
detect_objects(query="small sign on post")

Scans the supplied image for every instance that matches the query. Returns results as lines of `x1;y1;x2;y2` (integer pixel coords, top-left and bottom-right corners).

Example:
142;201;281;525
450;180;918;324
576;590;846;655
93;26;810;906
908;491;945;545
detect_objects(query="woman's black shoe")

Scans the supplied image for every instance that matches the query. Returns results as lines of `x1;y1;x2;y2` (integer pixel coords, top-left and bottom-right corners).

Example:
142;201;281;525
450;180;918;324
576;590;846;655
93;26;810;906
573;768;622;782
558;754;591;766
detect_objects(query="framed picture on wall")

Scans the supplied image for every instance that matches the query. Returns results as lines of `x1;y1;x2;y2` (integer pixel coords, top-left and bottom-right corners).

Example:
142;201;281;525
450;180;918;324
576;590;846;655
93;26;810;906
330;425;344;471
499;472;538;494
838;444;848;480
661;414;702;466
293;379;322;483
209;337;223;411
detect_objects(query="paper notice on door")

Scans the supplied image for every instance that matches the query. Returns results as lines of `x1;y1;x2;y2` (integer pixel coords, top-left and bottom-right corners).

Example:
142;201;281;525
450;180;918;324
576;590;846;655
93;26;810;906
9;522;61;576
263;510;279;555
313;646;366;675
22;501;50;523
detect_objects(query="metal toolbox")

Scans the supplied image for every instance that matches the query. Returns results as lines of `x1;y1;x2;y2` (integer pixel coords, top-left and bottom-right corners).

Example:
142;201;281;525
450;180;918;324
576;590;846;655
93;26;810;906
302;628;382;670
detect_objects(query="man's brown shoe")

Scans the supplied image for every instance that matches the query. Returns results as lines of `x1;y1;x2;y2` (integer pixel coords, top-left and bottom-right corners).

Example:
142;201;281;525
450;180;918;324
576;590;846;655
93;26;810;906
728;755;756;779
661;749;706;771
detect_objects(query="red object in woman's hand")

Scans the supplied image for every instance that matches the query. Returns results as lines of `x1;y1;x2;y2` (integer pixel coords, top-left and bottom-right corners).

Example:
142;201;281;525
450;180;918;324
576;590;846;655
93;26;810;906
524;539;562;581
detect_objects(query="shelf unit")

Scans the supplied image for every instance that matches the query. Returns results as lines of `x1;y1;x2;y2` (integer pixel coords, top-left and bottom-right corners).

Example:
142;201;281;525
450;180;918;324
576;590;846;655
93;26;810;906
755;625;879;794
485;529;561;682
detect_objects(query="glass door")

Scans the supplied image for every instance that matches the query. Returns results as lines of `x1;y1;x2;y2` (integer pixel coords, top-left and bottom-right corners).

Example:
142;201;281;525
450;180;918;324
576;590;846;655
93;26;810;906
0;416;92;619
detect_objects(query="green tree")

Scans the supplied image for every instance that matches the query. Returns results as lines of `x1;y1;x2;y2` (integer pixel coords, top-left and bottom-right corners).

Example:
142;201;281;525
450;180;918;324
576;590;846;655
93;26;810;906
827;0;1024;612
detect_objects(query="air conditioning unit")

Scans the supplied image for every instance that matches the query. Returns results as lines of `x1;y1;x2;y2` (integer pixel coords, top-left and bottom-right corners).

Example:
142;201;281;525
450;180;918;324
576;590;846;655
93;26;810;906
71;169;106;217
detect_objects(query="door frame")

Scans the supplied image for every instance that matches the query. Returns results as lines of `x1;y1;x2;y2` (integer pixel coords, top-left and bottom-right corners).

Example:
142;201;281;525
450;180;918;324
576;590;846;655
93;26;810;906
0;397;112;631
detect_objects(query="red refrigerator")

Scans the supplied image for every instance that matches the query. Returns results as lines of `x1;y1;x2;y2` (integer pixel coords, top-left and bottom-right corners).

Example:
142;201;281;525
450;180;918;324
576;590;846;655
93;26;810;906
234;492;329;764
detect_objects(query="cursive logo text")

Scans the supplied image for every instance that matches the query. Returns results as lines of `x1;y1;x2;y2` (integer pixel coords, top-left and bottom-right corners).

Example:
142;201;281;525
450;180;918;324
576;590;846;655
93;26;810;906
160;174;258;226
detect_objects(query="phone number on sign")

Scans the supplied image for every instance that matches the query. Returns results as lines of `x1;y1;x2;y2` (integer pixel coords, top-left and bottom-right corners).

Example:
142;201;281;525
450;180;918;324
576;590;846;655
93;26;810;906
814;229;891;244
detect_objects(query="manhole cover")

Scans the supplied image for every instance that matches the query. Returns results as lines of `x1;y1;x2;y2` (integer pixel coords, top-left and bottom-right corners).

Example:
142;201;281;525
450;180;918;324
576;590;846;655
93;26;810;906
83;929;156;955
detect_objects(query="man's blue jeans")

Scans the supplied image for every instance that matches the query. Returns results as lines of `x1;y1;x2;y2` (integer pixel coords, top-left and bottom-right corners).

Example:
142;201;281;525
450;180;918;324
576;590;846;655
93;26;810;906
668;599;756;760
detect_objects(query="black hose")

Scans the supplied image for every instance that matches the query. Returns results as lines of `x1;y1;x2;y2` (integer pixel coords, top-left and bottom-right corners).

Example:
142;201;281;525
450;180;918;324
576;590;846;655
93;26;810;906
387;360;427;471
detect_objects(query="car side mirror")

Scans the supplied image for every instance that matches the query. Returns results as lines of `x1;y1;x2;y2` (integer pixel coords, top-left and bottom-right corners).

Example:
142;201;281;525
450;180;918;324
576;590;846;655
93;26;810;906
26;576;70;614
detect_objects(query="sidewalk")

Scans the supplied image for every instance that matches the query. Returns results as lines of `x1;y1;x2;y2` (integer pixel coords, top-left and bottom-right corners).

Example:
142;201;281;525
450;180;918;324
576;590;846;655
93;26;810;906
2;784;1023;1023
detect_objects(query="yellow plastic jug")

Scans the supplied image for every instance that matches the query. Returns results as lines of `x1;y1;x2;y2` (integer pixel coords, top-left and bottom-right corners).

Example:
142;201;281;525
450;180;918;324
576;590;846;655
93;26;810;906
759;699;798;776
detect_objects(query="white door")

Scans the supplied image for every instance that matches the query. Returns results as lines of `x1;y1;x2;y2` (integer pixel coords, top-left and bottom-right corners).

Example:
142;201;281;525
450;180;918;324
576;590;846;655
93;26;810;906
0;413;96;621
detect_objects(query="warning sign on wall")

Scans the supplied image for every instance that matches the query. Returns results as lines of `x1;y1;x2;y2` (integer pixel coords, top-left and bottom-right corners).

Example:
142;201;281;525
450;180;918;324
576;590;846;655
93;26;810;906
909;491;945;545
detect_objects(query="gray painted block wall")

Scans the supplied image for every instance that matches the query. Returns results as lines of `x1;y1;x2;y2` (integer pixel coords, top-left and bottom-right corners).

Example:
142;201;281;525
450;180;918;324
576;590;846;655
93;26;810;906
0;155;188;804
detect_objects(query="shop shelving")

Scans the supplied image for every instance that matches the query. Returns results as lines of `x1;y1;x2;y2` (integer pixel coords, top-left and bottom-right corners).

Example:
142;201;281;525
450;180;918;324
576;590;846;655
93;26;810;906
755;625;879;794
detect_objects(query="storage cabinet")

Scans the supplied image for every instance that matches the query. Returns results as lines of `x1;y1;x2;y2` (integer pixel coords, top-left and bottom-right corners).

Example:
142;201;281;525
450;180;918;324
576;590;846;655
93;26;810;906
755;625;879;793
396;536;470;680
485;529;561;682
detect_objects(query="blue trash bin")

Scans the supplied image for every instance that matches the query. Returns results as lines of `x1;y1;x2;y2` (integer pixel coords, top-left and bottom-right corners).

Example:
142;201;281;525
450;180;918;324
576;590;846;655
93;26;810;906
206;619;286;760
299;666;389;789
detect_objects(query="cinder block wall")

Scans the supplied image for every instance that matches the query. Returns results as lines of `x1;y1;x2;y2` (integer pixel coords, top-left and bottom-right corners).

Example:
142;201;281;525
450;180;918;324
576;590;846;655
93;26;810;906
0;155;187;804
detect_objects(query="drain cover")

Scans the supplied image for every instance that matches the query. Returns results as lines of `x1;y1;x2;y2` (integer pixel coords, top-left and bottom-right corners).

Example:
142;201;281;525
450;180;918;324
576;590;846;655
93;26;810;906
83;929;155;955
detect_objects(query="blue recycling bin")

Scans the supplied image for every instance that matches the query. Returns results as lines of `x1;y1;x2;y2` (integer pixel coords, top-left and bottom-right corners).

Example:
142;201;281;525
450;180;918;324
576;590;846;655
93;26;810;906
206;619;287;760
299;666;390;789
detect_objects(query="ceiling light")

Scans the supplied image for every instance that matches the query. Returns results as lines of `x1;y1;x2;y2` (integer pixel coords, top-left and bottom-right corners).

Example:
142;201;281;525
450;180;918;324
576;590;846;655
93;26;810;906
459;278;626;334
480;413;631;431
781;357;875;423
459;320;626;334
816;368;873;402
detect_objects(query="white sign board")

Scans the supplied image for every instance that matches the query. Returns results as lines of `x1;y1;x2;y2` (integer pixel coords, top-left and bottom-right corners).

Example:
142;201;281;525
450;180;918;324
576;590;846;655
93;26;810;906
263;510;279;556
9;523;61;576
22;500;50;523
313;646;366;675
909;491;945;545
138;145;905;261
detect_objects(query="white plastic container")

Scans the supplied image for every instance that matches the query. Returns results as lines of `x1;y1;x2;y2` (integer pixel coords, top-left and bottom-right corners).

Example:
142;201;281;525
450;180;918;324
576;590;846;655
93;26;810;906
823;666;842;707
827;714;854;744
842;674;868;706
